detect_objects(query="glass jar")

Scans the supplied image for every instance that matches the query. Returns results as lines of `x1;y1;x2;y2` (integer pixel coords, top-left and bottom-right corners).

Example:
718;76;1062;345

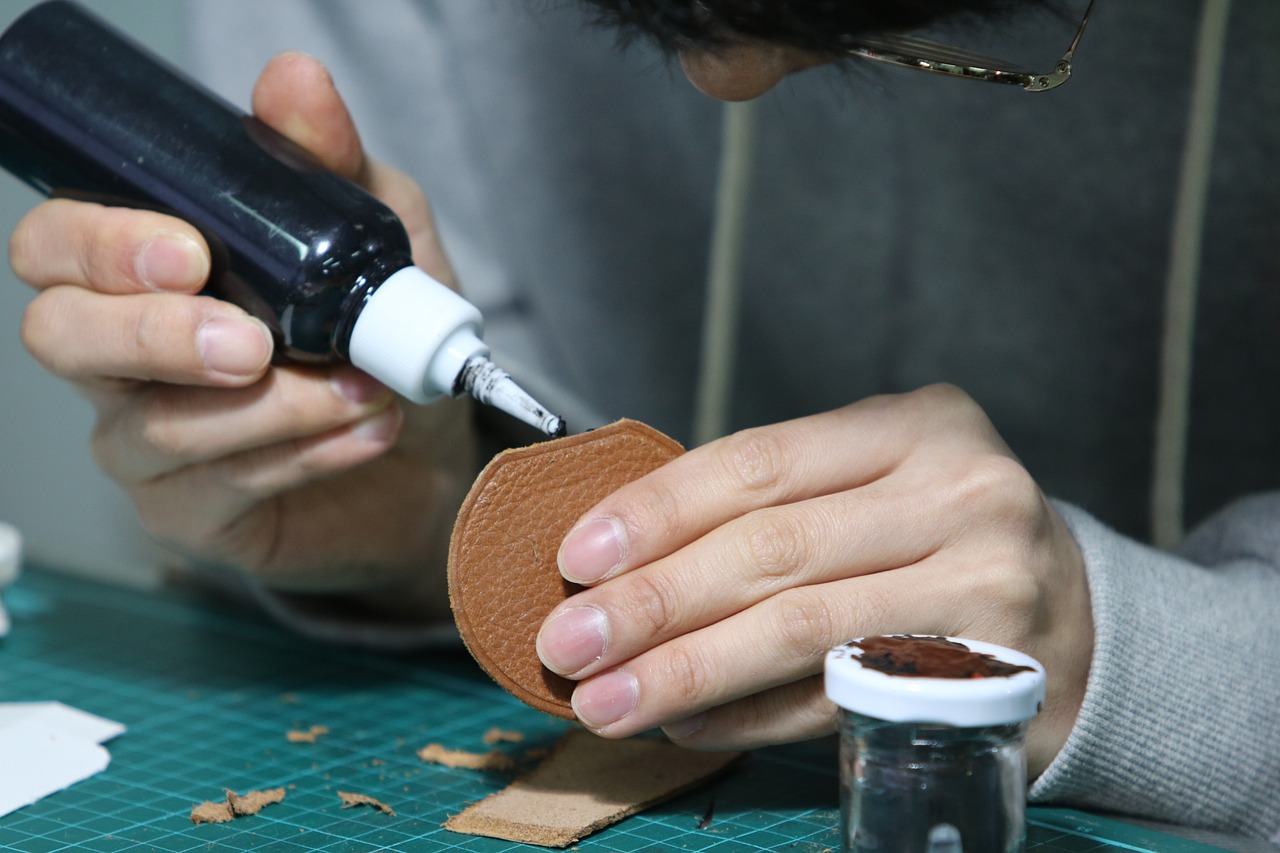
824;636;1045;853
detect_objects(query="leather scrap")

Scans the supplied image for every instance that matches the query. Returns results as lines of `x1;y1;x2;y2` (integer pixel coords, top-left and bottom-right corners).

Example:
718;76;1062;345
338;791;395;816
448;419;683;718
190;787;286;824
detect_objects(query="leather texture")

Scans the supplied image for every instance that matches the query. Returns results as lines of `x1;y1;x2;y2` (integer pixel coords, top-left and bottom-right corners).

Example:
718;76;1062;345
443;728;743;845
448;419;684;718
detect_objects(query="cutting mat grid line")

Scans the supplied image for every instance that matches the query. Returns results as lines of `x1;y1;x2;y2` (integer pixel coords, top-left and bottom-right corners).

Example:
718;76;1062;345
0;568;1222;852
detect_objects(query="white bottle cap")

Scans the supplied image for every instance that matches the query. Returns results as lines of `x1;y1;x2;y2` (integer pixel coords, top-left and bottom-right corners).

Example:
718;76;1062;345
347;266;486;403
824;636;1045;727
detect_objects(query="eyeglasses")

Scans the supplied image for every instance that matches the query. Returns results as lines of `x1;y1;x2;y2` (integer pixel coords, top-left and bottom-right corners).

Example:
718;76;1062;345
845;0;1099;92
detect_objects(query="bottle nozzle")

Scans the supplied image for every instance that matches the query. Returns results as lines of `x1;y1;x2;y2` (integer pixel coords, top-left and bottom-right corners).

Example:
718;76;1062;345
456;356;567;438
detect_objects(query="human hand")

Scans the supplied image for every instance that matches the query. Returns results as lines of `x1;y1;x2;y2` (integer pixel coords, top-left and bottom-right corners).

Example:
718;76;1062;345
12;53;474;617
536;384;1093;775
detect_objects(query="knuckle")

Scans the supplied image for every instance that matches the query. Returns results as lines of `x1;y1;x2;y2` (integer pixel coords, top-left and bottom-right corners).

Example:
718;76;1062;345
740;509;808;583
268;376;316;425
133;402;192;461
715;427;789;496
261;370;353;437
130;297;177;360
624;571;682;639
908;383;991;431
991;563;1040;618
913;381;976;412
768;587;841;662
85;207;147;287
621;479;686;548
953;454;1042;525
208;446;280;497
83;240;129;291
658;643;712;706
963;559;1042;638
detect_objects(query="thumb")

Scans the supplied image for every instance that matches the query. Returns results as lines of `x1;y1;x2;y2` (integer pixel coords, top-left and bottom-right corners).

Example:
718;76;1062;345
250;51;368;183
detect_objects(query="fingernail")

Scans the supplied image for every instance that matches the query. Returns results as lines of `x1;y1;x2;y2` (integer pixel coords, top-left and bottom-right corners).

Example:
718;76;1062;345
537;605;608;676
662;713;707;742
558;517;625;584
137;232;208;290
197;316;272;376
572;670;638;730
352;406;400;443
331;366;388;405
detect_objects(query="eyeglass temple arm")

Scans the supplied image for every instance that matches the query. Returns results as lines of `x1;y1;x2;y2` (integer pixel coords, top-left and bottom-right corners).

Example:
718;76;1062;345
1028;0;1100;91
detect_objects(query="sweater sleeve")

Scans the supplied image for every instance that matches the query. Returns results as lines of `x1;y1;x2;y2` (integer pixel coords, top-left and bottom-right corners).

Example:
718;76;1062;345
1031;496;1280;841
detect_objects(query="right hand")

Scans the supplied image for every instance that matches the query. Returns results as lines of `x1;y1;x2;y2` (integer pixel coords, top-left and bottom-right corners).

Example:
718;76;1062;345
10;53;475;619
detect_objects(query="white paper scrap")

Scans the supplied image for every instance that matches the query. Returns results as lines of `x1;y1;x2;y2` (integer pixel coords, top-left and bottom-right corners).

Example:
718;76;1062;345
0;702;126;744
0;702;125;818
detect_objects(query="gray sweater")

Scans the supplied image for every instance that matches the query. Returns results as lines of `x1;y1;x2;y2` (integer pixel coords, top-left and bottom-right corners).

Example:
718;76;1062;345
184;0;1280;838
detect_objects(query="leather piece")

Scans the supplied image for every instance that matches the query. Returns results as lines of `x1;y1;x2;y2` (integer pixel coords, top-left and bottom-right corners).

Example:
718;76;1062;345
448;419;684;718
443;728;744;847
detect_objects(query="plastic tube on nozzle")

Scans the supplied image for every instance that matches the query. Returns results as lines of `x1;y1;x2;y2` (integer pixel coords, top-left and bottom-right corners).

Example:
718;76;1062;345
0;0;564;437
349;269;564;436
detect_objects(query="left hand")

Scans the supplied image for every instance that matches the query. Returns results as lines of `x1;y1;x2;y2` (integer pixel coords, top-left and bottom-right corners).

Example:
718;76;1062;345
12;53;474;618
535;384;1093;776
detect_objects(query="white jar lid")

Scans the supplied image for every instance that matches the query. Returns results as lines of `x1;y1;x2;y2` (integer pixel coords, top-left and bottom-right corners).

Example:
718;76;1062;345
824;635;1045;727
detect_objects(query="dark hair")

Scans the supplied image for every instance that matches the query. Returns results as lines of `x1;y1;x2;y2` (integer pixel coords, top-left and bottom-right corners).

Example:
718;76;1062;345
577;0;1062;55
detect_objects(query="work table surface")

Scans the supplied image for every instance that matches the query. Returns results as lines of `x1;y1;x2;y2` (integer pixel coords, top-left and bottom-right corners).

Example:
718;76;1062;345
0;567;1252;852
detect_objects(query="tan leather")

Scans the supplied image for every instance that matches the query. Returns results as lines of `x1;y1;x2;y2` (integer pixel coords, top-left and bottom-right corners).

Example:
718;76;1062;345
444;728;743;846
448;419;684;718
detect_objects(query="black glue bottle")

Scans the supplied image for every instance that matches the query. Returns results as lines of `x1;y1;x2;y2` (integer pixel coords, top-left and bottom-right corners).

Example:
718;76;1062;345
0;0;565;437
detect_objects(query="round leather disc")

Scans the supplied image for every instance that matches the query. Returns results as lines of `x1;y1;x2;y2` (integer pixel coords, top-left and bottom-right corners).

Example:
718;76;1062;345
448;419;684;718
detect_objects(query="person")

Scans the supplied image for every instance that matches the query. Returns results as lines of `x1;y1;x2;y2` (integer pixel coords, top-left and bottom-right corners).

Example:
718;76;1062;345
8;0;1279;840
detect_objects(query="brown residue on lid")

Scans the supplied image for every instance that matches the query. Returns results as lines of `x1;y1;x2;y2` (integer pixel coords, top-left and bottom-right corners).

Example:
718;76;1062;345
851;635;1034;679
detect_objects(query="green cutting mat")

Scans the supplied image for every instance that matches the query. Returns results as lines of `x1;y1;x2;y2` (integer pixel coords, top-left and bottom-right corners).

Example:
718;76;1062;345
0;568;1222;852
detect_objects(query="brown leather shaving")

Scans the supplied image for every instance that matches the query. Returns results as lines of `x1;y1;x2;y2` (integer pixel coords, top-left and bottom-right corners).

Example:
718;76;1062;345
483;728;524;745
286;724;329;743
417;742;516;772
338;791;396;816
190;787;286;824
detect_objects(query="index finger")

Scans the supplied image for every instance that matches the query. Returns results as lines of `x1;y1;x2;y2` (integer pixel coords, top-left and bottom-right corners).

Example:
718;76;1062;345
556;386;996;586
10;198;209;294
555;402;892;586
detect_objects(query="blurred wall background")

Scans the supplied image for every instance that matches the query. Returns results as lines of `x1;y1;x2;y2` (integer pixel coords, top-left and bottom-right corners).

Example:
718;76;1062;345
0;1;187;586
